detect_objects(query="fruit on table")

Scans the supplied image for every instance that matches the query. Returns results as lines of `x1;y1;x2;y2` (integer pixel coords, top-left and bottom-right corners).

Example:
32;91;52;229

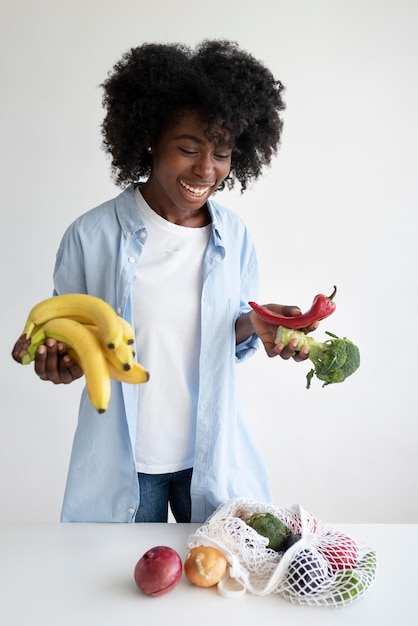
332;550;376;603
320;532;358;570
287;549;330;596
334;569;364;601
184;545;228;587
246;512;290;552
134;546;183;597
358;550;377;573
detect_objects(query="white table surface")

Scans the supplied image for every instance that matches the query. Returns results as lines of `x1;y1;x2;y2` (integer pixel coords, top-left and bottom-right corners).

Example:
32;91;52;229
0;522;414;626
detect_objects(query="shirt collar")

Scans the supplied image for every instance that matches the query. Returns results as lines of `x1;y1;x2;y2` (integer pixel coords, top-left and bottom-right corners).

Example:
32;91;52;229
115;183;146;237
206;198;224;246
115;183;225;247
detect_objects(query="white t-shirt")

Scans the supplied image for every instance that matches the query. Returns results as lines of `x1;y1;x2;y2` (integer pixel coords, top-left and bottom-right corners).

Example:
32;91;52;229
132;188;211;473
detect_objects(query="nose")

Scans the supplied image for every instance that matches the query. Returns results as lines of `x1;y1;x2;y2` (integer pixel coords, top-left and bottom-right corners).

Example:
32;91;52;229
192;153;214;179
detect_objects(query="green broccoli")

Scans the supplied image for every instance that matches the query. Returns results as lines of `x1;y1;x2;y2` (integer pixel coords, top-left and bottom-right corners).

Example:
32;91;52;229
275;327;360;389
245;512;290;552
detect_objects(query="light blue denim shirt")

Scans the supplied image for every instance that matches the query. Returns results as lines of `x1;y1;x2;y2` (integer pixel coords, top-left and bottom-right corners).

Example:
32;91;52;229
54;184;272;522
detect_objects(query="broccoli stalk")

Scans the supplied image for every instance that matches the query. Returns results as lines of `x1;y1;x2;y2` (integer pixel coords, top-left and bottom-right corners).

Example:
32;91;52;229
275;327;360;389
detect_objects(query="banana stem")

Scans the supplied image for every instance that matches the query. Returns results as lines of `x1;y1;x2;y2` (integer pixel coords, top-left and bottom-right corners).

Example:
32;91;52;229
22;328;47;364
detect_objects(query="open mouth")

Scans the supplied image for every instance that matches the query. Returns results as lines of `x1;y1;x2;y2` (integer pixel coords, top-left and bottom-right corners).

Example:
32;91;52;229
179;179;212;198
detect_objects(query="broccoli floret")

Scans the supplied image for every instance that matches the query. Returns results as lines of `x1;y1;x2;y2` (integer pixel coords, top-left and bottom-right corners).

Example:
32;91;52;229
245;512;290;551
275;327;360;389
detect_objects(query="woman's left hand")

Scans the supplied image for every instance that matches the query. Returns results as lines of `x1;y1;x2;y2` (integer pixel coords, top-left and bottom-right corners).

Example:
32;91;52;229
249;304;317;360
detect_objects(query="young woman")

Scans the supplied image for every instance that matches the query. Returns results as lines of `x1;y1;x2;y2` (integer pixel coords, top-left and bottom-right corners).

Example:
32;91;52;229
35;40;311;523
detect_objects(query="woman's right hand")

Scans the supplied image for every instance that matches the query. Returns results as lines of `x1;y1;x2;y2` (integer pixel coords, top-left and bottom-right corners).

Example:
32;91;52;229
34;338;83;384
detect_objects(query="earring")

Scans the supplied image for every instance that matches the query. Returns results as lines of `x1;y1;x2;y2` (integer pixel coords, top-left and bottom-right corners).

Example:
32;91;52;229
147;146;152;153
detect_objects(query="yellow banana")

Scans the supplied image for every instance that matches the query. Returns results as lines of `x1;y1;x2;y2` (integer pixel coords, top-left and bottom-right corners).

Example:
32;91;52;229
35;317;111;413
84;325;135;371
61;313;135;346
21;294;123;350
75;326;148;383
103;338;134;371
116;316;135;345
73;325;147;383
107;360;149;384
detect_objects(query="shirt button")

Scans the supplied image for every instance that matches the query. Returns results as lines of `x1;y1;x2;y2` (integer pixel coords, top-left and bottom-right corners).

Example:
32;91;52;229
139;231;146;239
126;230;132;237
117;307;122;315
128;256;135;263
128;507;135;514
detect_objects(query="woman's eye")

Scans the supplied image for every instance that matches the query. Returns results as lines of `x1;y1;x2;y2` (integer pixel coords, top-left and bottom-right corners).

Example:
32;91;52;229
178;147;231;160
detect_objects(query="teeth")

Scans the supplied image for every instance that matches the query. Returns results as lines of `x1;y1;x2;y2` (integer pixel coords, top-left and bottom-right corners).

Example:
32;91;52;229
179;180;208;196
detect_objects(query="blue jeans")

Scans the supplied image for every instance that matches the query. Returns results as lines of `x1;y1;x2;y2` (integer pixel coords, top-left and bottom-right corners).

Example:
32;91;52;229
135;468;192;522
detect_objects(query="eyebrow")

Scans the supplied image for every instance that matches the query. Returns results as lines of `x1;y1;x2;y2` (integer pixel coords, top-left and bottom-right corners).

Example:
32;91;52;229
173;133;233;148
173;133;205;143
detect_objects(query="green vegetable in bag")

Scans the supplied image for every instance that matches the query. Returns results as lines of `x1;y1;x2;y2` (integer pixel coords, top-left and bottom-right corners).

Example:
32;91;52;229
358;551;377;573
246;512;290;552
333;551;376;602
334;569;364;601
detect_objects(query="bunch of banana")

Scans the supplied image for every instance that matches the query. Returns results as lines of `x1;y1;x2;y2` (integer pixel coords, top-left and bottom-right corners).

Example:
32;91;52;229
11;294;149;413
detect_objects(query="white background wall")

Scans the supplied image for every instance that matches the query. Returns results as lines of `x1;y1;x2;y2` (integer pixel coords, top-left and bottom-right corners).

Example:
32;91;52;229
1;0;417;523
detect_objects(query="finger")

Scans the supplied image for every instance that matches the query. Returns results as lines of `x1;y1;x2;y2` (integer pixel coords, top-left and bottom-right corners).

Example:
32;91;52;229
277;338;300;360
56;341;68;356
43;338;62;382
293;345;310;362
59;353;84;383
34;344;48;379
298;321;319;334
262;304;302;318
58;354;76;384
280;305;302;318
55;342;75;384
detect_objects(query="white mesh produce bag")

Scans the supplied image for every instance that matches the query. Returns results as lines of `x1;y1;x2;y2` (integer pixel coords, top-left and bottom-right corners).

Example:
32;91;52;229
187;498;377;607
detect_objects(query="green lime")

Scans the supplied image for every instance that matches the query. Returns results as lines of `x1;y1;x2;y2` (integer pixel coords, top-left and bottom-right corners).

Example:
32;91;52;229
334;569;364;601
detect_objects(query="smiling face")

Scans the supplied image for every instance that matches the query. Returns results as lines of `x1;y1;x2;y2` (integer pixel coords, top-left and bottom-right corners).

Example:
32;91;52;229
141;110;233;227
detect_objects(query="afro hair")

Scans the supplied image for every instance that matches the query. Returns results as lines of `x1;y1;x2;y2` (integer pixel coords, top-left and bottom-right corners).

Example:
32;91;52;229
101;39;286;192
